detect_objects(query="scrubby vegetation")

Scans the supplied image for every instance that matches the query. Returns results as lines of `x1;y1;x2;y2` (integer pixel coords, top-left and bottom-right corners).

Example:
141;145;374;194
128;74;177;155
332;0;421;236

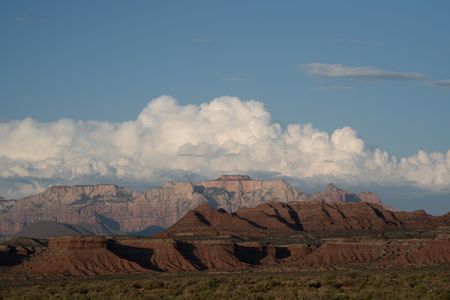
1;267;450;299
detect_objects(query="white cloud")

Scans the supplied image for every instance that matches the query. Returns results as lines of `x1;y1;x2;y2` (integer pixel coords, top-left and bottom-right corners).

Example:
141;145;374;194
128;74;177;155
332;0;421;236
1;96;449;198
305;63;427;80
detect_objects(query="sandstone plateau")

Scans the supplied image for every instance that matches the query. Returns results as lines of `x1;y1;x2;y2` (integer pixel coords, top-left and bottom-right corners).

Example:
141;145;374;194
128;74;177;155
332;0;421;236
2;223;450;276
0;175;395;236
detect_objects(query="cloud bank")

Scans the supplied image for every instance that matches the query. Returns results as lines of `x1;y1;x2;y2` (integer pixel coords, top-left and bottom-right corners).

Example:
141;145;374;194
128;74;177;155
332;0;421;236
1;96;450;198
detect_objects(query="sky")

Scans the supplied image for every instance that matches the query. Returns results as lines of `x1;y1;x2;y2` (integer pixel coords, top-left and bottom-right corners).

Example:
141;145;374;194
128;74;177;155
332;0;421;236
1;1;450;214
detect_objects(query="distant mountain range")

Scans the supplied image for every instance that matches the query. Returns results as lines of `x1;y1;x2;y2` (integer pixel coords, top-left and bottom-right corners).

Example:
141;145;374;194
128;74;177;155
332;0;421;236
0;175;437;236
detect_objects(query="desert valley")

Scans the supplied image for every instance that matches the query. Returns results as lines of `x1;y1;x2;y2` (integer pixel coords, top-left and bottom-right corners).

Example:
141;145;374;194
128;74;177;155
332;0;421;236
2;1;450;298
1;175;450;298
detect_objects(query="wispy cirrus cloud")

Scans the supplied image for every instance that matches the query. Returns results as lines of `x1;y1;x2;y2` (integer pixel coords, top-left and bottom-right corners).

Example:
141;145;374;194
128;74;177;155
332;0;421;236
310;86;353;91
427;79;450;87
305;63;427;81
303;63;450;89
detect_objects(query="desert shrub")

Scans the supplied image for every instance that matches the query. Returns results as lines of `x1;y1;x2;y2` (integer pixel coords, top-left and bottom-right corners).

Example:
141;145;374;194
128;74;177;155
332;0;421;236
142;280;164;290
208;277;220;289
77;287;89;294
2;267;450;299
332;282;343;289
131;282;142;289
331;294;350;300
308;281;322;289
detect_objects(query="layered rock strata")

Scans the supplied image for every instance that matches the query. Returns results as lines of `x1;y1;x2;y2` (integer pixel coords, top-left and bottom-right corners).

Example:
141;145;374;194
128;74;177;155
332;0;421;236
0;176;310;235
1;175;442;236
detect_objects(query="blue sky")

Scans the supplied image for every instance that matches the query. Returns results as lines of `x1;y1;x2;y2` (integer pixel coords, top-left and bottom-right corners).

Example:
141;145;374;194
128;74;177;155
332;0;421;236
1;1;450;213
1;1;449;157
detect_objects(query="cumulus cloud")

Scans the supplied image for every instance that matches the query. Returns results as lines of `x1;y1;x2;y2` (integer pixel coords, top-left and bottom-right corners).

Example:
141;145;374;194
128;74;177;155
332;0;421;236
1;96;449;198
305;63;427;80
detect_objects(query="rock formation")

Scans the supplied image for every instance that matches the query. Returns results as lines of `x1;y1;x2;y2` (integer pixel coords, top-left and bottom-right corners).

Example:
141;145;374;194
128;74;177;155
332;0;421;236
159;204;269;238
0;175;410;236
0;176;309;235
2;201;450;277
0;237;46;267
160;202;450;238
312;183;387;206
13;236;148;275
4;228;450;276
0;197;16;214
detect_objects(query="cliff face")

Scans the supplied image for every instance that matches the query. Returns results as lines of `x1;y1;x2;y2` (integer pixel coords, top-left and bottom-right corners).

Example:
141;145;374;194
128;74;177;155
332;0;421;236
0;198;16;214
196;175;310;211
1;184;139;235
312;183;382;204
7;230;450;276
0;176;313;235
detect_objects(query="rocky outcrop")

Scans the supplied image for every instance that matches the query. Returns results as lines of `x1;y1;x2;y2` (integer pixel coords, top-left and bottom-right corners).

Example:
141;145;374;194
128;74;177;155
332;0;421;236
313;183;381;204
0;237;46;267
242;201;450;234
159;204;268;238
161;202;450;238
13;236;148;275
